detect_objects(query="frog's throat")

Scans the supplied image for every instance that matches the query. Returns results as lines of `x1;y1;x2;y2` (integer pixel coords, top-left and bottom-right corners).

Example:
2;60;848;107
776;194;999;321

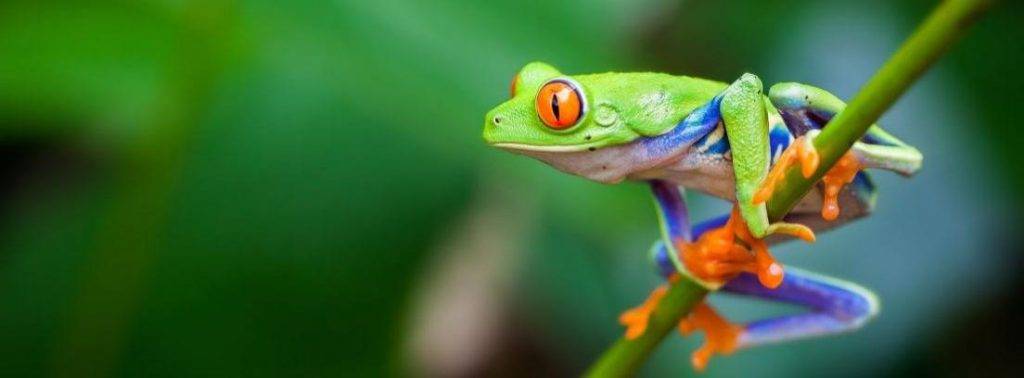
500;95;722;184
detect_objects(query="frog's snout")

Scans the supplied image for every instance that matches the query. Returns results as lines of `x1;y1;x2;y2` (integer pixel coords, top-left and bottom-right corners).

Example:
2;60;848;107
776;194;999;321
482;109;503;145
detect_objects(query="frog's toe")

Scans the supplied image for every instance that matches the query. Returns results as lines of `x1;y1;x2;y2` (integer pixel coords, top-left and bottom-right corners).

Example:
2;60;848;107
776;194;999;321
765;222;816;242
820;152;863;221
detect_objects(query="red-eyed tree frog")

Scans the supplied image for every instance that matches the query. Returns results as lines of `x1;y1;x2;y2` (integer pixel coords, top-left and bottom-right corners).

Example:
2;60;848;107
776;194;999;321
482;62;922;371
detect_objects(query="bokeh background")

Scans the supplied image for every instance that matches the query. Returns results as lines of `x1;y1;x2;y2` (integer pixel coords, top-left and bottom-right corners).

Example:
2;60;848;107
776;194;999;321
0;0;1021;376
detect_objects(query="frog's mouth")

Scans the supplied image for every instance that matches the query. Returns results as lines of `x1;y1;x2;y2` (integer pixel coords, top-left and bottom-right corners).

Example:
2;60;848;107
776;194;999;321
491;142;605;153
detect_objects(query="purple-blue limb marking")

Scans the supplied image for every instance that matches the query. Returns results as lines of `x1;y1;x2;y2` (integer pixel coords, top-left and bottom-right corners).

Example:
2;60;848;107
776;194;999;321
723;269;878;348
650;180;692;243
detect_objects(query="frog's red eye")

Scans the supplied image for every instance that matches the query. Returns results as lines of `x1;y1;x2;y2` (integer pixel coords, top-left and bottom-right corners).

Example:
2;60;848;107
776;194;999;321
536;80;583;129
510;73;519;98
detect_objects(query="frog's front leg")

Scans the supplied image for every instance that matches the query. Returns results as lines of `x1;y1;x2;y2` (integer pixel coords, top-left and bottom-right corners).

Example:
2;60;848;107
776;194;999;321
649;180;788;290
719;74;815;240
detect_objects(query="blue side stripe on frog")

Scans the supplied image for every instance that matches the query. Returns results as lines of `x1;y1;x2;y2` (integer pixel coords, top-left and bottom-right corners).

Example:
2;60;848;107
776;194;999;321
639;95;723;159
768;124;793;163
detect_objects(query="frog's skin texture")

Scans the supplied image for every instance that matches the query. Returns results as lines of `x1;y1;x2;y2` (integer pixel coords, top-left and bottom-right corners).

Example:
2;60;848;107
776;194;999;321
483;62;922;370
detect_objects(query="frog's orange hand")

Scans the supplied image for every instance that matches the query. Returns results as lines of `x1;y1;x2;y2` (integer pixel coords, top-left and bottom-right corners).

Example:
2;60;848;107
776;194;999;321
754;135;819;205
677;301;742;371
678;207;784;289
733;214;786;289
754;134;865;221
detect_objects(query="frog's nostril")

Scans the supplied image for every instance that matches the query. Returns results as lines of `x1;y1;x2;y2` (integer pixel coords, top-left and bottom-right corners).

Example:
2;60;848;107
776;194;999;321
492;116;503;126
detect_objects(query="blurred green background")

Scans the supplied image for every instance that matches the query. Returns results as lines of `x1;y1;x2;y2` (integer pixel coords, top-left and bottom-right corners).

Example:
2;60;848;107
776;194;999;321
0;0;1021;376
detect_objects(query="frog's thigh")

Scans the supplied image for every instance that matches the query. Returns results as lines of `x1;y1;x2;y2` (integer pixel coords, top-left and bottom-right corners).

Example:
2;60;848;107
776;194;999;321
719;73;771;237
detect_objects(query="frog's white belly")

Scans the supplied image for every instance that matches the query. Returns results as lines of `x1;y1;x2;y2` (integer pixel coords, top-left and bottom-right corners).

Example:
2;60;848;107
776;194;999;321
631;151;834;217
507;134;839;218
629;153;736;201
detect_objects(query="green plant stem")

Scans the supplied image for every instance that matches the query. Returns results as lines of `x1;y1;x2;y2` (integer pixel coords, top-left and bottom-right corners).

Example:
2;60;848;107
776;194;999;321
587;279;708;376
586;0;993;376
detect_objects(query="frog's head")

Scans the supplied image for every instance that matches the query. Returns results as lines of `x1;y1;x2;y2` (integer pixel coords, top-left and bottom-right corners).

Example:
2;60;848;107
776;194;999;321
483;62;693;183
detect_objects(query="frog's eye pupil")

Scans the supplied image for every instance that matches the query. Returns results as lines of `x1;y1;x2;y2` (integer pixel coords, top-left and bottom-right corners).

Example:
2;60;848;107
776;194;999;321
536;80;583;130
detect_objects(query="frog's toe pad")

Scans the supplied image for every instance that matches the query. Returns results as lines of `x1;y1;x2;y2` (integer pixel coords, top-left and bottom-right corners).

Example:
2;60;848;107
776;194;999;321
677;302;742;371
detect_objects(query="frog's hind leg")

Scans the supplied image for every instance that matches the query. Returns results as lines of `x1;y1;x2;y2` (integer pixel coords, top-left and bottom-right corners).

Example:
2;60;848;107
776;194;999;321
760;83;922;220
650;216;877;370
663;263;879;370
720;268;879;348
850;139;922;177
768;82;923;176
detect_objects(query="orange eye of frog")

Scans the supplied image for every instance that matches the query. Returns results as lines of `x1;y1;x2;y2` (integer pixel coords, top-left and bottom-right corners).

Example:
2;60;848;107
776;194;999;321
535;80;583;129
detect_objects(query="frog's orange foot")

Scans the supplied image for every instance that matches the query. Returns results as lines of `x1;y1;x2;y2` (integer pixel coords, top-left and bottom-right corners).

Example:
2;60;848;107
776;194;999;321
678;301;743;371
619;284;669;340
678;207;785;289
754;135;820;204
820;152;863;221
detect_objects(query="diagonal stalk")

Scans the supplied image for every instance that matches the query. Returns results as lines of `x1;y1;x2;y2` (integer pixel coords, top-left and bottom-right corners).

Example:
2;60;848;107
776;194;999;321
586;0;994;376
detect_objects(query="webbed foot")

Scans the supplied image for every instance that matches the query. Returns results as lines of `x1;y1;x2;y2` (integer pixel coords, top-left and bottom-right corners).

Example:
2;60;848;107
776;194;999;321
678;207;786;289
619;278;674;339
678;301;742;371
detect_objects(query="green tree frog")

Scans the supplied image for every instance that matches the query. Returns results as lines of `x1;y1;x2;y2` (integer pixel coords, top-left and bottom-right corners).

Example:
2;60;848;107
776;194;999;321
482;62;922;371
